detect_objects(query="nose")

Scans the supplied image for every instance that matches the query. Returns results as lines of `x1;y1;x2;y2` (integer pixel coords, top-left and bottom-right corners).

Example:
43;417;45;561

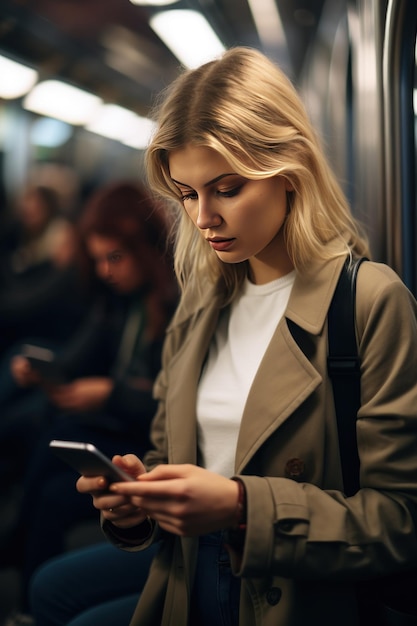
195;197;222;230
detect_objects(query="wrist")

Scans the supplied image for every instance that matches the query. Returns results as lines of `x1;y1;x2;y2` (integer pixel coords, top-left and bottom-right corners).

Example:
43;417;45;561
225;478;247;549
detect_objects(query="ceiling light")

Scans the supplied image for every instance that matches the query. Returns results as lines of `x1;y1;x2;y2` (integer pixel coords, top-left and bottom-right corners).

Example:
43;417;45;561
129;0;180;5
23;80;102;125
123;116;156;149
150;10;225;69
86;103;155;149
85;104;138;140
0;55;38;99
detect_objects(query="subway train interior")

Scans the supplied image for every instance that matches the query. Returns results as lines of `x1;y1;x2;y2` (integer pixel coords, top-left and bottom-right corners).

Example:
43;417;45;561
0;0;416;622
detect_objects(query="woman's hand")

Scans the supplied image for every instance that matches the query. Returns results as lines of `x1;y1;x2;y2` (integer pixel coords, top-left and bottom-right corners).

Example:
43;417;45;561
46;377;114;411
109;464;239;536
10;355;41;387
76;454;148;529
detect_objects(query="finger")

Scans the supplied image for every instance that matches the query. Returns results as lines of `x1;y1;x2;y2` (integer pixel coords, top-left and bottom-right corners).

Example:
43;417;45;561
109;478;186;499
151;512;201;536
113;454;144;476
139;464;191;481
76;475;108;494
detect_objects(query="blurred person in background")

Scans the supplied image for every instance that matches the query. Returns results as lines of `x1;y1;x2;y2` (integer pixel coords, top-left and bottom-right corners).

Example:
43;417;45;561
0;184;87;354
4;184;72;274
0;180;177;626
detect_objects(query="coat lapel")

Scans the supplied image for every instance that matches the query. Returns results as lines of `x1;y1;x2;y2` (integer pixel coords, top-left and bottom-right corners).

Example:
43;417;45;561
235;253;346;472
235;316;322;472
165;298;221;465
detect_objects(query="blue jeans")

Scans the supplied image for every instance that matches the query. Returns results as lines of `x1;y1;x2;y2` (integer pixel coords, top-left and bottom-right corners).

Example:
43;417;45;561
30;542;158;626
31;532;240;626
191;531;240;626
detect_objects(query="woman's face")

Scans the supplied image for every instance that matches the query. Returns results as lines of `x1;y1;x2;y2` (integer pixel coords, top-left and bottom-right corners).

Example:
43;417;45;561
168;145;294;284
86;233;143;293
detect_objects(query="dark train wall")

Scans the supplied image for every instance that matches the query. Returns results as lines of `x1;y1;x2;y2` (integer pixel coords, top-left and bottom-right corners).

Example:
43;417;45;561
300;0;417;296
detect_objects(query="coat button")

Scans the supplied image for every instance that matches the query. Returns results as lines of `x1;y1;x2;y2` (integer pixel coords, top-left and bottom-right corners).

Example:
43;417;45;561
266;587;282;605
285;457;305;478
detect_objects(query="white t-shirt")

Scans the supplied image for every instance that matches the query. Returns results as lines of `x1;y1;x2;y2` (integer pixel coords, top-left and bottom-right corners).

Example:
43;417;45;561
196;271;296;477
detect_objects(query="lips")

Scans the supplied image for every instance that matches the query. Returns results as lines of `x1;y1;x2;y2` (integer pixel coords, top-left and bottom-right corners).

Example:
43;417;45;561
207;237;235;252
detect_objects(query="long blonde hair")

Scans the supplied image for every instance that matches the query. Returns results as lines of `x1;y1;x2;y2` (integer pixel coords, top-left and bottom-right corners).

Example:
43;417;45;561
146;46;369;304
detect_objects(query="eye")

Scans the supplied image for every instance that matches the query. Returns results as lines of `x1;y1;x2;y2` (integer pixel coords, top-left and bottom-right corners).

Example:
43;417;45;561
180;190;197;202
217;184;244;198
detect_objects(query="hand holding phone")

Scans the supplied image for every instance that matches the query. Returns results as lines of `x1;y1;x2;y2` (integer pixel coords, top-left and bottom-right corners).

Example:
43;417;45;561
49;440;135;483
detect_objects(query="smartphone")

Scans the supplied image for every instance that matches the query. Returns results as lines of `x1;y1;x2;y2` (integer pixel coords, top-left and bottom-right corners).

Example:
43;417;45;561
49;440;135;482
21;344;67;383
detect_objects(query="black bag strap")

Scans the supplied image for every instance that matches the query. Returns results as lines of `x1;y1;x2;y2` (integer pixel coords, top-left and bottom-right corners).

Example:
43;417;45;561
327;257;367;496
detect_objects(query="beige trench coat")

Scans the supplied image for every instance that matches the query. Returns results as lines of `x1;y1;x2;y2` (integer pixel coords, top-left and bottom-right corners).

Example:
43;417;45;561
104;248;417;626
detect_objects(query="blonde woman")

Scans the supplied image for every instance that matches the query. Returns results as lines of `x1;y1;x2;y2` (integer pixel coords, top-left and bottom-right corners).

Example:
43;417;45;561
41;47;417;626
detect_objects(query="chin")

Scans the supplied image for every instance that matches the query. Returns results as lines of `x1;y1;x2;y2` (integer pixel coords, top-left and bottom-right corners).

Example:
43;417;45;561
216;252;246;265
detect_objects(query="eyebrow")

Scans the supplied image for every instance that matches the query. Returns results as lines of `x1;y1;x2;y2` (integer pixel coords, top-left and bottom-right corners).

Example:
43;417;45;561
171;173;236;188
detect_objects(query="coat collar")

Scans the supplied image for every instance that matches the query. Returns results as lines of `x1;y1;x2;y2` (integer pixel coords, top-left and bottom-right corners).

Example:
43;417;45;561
286;253;346;334
169;245;347;336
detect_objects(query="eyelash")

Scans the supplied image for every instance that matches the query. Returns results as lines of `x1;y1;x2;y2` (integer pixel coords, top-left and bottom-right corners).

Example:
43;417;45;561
180;185;243;202
180;192;197;202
